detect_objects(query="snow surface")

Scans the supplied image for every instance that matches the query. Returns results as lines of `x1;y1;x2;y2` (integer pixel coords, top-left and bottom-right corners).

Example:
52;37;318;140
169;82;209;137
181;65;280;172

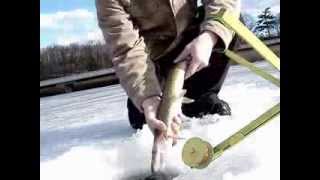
40;61;280;180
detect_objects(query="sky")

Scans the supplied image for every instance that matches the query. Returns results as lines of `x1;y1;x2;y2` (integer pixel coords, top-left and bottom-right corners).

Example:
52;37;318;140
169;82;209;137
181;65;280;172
40;0;280;48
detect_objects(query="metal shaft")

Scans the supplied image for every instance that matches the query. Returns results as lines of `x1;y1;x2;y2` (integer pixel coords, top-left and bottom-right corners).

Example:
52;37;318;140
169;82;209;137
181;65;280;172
225;50;280;87
211;103;280;161
182;103;280;169
209;9;280;70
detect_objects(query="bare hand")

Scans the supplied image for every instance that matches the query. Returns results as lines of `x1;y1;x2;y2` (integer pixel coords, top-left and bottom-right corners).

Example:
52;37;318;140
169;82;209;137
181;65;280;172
174;31;219;79
144;96;183;173
142;96;182;144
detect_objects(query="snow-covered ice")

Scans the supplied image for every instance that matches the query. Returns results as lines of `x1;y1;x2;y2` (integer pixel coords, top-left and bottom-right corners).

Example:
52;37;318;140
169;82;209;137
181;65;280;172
40;61;280;180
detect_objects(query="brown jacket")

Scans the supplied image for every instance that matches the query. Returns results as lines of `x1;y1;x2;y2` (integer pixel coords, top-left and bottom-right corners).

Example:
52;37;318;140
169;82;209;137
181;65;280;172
96;0;240;111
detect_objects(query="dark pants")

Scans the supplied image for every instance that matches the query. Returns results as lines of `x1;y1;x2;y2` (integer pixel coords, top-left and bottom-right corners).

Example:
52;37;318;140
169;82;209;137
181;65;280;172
127;7;238;129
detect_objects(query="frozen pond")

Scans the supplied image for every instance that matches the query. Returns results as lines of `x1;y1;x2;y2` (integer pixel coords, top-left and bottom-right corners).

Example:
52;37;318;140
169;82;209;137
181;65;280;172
40;61;280;180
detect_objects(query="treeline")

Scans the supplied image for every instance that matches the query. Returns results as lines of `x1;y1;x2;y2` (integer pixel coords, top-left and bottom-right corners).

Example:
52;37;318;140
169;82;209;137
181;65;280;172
40;42;112;81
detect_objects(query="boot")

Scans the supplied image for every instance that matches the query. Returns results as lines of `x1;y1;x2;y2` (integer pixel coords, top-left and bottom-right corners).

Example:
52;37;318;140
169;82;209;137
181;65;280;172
182;93;231;118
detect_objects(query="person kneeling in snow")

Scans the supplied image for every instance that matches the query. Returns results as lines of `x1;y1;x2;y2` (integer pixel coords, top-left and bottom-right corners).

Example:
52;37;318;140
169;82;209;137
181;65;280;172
96;0;240;137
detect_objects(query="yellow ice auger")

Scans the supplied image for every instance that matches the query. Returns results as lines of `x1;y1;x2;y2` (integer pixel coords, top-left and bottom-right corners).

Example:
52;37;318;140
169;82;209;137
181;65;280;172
182;9;280;169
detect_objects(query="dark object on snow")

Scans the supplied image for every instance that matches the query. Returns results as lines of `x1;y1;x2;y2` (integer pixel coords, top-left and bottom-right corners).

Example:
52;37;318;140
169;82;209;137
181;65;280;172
182;93;231;118
145;172;172;180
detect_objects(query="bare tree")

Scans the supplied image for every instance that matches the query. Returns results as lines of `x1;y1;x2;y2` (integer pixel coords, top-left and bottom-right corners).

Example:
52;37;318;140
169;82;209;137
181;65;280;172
40;42;112;81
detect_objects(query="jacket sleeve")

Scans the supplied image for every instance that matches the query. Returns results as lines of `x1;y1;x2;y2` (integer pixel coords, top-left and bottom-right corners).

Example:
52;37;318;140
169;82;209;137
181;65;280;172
95;0;162;112
201;0;241;51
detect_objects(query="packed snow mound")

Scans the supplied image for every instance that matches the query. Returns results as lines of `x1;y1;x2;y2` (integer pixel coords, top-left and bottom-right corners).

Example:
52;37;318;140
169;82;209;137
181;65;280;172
40;61;279;180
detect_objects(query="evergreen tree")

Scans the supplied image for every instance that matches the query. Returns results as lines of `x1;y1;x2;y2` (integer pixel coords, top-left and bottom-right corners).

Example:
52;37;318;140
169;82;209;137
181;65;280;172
253;7;278;38
276;13;280;36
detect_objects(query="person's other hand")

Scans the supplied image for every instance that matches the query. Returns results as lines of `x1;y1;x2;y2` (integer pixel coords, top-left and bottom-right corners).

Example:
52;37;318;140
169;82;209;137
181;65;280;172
142;96;166;133
142;96;182;144
174;31;219;79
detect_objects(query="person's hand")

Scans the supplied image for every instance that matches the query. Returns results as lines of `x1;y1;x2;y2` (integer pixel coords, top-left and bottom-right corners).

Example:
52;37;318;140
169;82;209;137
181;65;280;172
174;31;219;79
142;96;182;144
142;96;166;133
144;96;182;173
